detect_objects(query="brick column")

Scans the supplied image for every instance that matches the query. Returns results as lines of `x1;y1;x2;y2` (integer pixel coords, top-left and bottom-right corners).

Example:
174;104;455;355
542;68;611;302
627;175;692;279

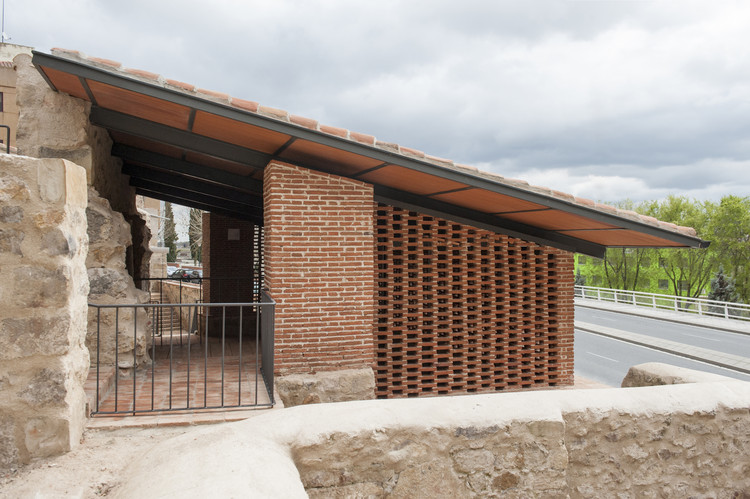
264;161;375;405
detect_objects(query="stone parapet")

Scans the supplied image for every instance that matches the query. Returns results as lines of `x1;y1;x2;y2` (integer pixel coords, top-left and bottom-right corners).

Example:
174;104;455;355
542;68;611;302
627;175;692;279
115;366;750;497
0;155;89;469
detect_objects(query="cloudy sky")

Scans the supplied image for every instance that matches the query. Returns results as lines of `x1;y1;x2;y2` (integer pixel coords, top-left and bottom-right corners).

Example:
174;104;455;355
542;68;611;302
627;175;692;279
10;0;750;203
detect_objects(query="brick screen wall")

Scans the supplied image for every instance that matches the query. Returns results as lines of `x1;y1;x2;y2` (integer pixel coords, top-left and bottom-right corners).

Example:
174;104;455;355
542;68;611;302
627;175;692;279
374;204;574;398
264;161;375;375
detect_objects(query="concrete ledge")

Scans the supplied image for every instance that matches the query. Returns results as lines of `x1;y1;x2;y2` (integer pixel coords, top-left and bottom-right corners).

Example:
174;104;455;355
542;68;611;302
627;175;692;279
115;368;750;497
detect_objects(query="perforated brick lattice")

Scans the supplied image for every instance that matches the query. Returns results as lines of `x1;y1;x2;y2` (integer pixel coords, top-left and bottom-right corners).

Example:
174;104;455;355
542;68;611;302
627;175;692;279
375;204;574;398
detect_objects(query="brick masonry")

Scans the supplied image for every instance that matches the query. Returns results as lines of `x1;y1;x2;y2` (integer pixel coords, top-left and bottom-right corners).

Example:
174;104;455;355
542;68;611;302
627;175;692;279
263;161;375;375
374;204;574;398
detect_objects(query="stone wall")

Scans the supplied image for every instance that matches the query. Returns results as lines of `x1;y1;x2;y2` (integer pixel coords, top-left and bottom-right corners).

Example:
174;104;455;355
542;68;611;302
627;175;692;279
15;52;151;284
0;155;89;469
86;188;150;368
114;364;750;497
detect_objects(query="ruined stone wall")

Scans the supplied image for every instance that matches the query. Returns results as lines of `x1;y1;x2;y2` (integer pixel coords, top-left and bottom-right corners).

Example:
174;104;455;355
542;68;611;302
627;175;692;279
115;365;750;498
86;188;150;367
15;52;151;282
293;379;750;497
0;155;89;469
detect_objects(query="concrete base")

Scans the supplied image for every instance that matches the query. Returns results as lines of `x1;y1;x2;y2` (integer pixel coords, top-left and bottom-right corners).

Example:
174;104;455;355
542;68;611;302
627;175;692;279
276;368;376;407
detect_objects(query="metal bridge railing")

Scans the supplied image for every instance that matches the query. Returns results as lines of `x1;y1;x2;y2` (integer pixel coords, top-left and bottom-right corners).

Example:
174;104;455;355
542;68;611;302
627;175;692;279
88;293;275;416
575;285;750;322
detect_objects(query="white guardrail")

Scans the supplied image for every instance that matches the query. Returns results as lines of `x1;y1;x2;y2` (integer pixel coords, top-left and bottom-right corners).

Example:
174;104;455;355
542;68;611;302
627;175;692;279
574;285;750;322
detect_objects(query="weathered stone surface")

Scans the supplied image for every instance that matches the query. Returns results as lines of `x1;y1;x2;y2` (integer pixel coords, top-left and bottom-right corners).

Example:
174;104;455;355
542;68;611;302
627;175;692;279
622;362;733;387
42;228;77;257
105;366;750;498
86;188;151;367
0;154;89;469
24;417;72;458
11;265;69;308
0;413;20;469
0;173;30;203
0;228;24;255
0;315;72;359
18;368;67;407
276;368;376;407
0;205;23;223
307;482;384;499
390;460;466;498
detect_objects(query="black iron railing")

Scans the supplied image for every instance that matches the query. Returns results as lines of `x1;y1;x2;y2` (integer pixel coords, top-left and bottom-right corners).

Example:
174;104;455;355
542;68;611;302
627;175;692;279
88;295;275;415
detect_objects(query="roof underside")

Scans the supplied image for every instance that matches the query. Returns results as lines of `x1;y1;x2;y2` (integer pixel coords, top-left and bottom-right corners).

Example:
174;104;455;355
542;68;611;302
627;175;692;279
32;50;708;258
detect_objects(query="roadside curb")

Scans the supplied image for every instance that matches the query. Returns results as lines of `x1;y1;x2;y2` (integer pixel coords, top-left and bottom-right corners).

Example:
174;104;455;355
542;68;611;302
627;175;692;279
575;321;750;376
575;298;750;336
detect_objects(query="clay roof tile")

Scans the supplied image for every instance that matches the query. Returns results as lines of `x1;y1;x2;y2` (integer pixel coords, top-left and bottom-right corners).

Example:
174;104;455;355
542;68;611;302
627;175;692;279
290;114;318;130
320;124;348;138
165;79;196;92
258;105;289;121
230;97;259;113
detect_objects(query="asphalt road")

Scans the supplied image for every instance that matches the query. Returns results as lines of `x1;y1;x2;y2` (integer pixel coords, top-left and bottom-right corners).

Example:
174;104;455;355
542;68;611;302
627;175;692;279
574;307;750;387
576;307;750;358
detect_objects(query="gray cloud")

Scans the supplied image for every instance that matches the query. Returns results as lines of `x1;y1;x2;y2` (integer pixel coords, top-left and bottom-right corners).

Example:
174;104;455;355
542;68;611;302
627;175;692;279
10;0;750;203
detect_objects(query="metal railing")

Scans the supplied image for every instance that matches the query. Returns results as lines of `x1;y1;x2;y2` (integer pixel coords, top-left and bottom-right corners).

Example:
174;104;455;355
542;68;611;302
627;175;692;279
575;285;750;322
88;291;275;415
137;276;262;305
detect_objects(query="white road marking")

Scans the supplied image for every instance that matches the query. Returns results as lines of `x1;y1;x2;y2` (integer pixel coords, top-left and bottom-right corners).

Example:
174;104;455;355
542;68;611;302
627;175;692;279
682;333;721;342
587;352;619;363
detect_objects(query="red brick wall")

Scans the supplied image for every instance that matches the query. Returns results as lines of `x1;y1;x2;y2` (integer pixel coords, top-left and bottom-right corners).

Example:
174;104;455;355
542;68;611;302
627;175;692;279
374;204;574;398
204;212;261;305
264;161;375;375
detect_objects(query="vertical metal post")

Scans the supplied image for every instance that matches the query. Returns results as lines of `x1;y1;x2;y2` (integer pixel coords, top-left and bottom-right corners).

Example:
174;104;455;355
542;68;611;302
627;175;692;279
114;308;119;412
255;302;260;405
221;306;226;407
95;307;101;413
204;306;208;408
132;308;137;414
238;306;243;405
151;305;155;411
169;306;174;410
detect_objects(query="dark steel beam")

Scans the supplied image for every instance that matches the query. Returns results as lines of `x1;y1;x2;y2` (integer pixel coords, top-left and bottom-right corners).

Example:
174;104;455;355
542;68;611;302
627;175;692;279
122;163;263;208
112;144;262;194
129;177;262;217
135;187;261;223
375;186;607;258
90;107;272;169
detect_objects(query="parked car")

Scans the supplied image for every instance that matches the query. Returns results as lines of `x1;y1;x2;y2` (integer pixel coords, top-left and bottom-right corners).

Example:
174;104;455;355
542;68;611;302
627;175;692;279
168;268;191;281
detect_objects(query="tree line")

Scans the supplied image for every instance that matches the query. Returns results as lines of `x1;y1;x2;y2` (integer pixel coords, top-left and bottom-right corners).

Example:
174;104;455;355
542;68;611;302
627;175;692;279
578;195;749;304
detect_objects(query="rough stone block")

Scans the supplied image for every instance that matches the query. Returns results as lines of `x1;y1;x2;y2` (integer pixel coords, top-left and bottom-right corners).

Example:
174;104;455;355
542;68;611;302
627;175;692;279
0;315;72;360
24;417;72;458
276;368;376;407
10;265;70;308
621;362;734;387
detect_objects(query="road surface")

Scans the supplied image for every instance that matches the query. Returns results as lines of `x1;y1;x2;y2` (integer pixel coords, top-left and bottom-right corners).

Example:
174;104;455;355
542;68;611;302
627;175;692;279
574;306;750;386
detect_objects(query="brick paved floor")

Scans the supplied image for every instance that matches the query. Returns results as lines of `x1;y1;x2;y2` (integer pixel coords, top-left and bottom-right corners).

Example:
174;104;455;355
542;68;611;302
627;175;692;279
86;334;272;420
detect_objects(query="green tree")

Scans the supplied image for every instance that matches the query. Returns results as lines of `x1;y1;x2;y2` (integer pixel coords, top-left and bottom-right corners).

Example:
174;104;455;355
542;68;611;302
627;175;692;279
705;196;750;302
641;196;715;299
598;200;658;291
164;202;178;263
188;208;203;263
708;266;739;303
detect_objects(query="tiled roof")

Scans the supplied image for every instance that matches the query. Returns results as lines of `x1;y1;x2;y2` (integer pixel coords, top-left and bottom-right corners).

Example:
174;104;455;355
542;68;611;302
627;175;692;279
48;48;696;239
